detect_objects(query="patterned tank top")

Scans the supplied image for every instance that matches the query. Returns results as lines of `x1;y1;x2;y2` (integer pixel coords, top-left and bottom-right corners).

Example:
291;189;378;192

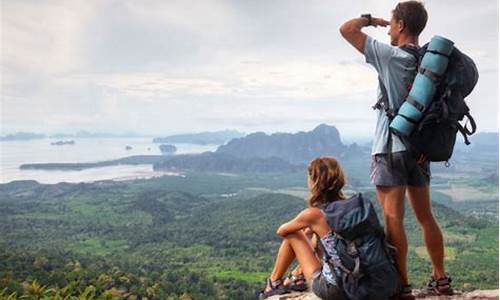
319;232;341;286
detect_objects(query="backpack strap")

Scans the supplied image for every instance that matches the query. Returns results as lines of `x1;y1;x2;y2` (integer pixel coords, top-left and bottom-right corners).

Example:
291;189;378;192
400;44;420;61
406;95;426;112
463;112;477;135
418;67;440;82
425;49;451;58
456;113;477;145
372;77;397;119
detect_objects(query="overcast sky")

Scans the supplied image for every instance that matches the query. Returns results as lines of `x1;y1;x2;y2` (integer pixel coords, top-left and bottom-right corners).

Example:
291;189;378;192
1;0;498;138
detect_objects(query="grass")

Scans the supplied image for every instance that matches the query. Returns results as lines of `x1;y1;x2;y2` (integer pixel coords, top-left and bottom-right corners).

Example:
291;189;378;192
443;231;476;243
209;269;267;284
436;185;495;202
414;246;457;261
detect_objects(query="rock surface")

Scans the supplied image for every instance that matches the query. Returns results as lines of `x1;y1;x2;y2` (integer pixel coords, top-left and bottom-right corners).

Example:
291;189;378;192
215;124;352;164
265;290;499;300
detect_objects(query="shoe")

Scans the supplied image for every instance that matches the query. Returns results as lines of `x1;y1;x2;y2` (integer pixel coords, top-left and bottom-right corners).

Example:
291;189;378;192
284;273;308;292
427;276;453;296
258;277;289;299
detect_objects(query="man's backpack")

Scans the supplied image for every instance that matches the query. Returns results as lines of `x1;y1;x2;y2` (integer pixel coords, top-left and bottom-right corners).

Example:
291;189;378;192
376;43;478;162
319;193;401;300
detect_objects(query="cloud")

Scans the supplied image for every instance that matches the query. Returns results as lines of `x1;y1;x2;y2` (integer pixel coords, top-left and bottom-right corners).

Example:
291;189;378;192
1;0;497;136
1;1;94;74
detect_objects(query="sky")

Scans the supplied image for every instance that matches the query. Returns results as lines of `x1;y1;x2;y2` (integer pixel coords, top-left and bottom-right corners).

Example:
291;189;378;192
1;0;498;139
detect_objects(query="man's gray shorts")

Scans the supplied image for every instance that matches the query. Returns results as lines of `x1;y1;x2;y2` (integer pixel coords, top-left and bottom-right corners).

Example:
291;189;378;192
370;151;430;186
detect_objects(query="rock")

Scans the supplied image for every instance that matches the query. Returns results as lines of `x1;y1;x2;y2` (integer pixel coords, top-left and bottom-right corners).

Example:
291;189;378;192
265;290;499;300
215;124;350;164
50;140;75;145
153;152;301;173
159;144;177;154
265;291;321;300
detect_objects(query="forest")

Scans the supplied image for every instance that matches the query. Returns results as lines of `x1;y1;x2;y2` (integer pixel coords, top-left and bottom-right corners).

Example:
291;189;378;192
0;167;498;299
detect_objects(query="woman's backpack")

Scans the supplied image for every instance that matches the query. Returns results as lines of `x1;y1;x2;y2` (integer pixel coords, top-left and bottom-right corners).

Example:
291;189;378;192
320;193;401;300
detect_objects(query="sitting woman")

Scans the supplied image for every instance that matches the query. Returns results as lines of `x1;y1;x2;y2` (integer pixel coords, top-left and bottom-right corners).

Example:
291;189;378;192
259;156;400;300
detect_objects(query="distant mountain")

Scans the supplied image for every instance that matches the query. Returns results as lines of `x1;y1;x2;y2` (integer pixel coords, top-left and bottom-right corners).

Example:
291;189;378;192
470;132;499;152
51;130;146;138
455;132;499;153
1;131;147;140
153;130;245;145
215;124;356;164
0;132;46;141
153;152;301;173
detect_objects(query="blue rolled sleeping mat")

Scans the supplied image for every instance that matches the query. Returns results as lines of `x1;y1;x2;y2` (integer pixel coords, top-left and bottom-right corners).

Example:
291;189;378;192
389;35;455;136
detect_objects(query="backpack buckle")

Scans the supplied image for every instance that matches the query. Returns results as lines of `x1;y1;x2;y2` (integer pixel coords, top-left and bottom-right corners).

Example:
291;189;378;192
347;241;358;256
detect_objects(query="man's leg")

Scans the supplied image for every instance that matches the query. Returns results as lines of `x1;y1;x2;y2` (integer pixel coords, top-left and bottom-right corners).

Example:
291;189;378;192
376;185;409;284
407;185;446;280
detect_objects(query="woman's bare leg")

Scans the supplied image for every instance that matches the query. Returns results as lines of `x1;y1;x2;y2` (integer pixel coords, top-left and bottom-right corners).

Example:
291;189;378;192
269;230;321;286
269;238;296;282
284;229;317;285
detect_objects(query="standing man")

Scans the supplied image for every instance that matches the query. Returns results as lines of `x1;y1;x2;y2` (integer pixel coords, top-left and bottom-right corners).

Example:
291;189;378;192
340;1;452;299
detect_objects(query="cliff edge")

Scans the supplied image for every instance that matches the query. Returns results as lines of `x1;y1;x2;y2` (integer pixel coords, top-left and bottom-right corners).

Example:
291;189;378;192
265;289;499;300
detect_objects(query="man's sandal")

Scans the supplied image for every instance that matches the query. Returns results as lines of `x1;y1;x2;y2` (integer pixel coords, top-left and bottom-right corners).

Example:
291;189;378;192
284;273;308;292
427;276;453;295
258;277;289;299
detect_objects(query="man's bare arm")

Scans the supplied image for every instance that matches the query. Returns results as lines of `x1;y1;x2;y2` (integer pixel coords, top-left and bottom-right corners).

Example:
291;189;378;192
339;17;390;54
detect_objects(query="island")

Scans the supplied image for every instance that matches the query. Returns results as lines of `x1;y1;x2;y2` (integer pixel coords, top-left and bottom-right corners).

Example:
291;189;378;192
50;140;75;146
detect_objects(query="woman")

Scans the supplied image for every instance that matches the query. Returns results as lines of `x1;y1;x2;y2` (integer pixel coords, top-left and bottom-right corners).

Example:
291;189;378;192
259;156;400;299
259;156;348;299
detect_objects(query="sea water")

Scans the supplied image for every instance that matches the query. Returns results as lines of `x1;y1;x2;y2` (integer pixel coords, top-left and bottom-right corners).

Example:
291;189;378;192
0;137;218;184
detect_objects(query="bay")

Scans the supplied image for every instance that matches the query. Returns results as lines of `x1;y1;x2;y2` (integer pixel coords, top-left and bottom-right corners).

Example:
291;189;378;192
0;137;219;184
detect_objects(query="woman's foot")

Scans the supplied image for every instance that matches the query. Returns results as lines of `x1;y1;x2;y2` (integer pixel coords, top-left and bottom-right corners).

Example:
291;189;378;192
400;284;415;300
258;277;289;299
390;284;415;300
284;273;308;292
427;276;453;295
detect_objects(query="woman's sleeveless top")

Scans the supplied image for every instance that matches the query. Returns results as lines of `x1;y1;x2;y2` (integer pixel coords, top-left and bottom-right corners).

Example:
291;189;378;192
319;233;340;286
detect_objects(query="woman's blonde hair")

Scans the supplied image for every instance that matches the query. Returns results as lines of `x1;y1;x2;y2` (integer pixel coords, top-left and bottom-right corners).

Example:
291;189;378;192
307;156;346;207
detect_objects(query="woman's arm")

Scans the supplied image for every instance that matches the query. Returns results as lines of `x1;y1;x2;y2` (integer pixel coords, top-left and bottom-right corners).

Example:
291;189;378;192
276;208;322;237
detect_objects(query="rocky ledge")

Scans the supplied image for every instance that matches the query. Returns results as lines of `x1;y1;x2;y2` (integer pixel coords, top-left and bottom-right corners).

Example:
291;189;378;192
266;290;499;300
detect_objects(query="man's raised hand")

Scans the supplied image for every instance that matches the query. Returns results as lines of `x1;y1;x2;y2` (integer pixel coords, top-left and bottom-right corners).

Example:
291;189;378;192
371;18;390;27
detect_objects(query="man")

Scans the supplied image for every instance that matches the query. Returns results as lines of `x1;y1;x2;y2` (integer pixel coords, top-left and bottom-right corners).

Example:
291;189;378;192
340;1;452;299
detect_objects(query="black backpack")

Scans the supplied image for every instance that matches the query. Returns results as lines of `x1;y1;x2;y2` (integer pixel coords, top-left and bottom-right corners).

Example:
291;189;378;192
319;193;401;300
375;43;478;162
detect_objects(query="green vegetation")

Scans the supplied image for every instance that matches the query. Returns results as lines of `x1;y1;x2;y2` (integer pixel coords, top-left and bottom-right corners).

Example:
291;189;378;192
0;166;497;299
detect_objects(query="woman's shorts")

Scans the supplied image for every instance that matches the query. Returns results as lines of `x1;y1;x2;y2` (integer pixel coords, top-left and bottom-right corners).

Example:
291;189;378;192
311;270;346;300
